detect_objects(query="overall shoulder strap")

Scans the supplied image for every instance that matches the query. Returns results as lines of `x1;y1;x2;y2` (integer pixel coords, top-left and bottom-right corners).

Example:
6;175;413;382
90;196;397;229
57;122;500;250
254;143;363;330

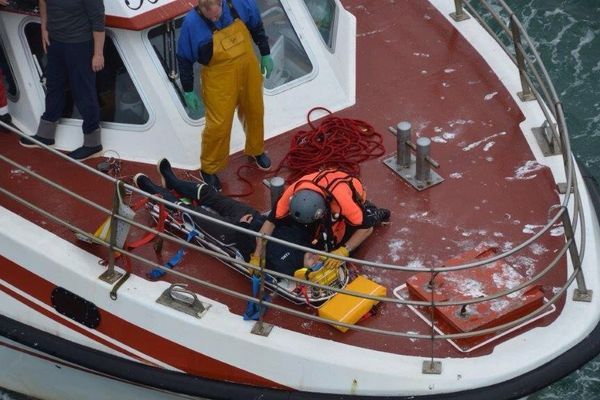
227;0;240;20
196;1;239;32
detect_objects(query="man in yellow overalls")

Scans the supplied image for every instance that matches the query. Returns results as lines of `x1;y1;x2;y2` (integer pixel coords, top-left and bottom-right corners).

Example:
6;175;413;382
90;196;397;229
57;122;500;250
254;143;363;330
177;0;273;191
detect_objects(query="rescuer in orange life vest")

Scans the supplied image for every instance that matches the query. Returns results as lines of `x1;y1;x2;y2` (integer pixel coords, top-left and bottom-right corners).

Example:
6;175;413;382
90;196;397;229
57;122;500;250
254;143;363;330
251;169;391;271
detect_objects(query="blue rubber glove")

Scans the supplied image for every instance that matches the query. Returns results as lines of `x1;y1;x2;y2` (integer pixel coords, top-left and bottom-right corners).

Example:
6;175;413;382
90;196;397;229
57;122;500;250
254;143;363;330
260;55;274;79
183;91;201;113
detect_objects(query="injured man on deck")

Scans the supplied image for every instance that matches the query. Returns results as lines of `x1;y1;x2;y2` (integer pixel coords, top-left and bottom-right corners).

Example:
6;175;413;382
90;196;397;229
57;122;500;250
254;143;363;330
133;158;390;303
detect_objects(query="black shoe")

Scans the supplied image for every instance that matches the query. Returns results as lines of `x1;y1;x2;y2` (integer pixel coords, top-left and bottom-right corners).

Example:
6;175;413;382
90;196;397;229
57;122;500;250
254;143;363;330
134;173;179;203
19;135;55;148
253;153;271;171
201;171;222;191
133;173;159;195
195;182;215;200
67;145;103;161
372;208;391;226
157;158;179;189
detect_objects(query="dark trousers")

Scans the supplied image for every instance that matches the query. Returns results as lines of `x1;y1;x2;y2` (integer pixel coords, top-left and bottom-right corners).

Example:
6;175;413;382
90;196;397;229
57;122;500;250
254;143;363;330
150;179;263;258
42;40;100;134
191;190;262;245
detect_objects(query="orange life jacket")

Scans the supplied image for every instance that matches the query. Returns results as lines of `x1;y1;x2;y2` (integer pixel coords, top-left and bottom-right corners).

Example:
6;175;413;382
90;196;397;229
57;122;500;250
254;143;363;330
274;169;366;246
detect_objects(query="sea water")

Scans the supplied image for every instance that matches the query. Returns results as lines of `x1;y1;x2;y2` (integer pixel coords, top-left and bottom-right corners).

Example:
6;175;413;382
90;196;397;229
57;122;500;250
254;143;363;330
505;0;600;399
2;0;599;399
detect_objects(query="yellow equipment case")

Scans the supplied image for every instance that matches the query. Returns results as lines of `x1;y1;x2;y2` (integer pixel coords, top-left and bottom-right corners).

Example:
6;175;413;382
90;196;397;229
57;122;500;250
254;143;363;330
318;275;387;332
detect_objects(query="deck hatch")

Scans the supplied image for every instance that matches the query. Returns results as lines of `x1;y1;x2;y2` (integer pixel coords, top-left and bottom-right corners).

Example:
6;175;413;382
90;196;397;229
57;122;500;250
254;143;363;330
51;287;101;329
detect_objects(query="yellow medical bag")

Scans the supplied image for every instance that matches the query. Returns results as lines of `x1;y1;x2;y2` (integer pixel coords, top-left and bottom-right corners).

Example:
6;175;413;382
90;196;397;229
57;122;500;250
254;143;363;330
318;275;387;332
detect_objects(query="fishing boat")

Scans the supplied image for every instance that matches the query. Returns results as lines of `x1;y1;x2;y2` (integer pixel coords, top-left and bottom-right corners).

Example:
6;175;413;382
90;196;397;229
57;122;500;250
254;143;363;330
1;0;599;399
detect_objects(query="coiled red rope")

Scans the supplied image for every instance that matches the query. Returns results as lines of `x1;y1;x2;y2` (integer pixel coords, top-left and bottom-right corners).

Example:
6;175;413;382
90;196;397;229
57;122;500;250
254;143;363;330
232;107;385;196
272;107;385;183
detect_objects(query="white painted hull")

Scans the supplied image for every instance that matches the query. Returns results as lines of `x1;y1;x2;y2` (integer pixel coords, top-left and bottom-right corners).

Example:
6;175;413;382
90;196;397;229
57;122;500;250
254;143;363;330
0;337;202;400
1;0;600;399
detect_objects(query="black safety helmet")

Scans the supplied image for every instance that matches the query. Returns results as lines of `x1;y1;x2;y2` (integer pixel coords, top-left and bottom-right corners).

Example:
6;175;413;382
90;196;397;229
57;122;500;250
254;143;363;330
289;189;326;224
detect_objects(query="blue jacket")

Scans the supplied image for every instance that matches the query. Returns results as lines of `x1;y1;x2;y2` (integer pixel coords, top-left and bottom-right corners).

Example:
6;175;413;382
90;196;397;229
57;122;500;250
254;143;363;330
177;0;270;92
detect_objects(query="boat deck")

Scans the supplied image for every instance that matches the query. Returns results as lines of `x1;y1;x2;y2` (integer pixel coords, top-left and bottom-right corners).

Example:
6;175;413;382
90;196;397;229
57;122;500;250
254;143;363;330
0;0;565;360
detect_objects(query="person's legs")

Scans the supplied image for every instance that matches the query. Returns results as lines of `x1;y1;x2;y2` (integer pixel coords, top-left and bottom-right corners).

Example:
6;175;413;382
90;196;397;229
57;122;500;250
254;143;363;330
65;40;102;160
133;173;179;203
198;64;238;190
41;41;68;125
158;158;258;222
20;41;66;146
149;163;258;245
199;190;259;223
237;58;269;170
67;40;100;134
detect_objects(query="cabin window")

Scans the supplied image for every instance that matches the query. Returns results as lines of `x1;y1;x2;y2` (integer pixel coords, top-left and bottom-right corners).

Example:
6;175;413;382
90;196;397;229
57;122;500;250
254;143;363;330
148;18;205;120
148;1;314;119
0;37;18;99
24;23;149;125
303;0;337;49
257;0;314;90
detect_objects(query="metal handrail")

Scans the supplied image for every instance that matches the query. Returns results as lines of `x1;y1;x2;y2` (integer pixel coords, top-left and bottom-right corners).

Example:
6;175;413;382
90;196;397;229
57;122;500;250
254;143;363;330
0;170;585;341
0;0;589;351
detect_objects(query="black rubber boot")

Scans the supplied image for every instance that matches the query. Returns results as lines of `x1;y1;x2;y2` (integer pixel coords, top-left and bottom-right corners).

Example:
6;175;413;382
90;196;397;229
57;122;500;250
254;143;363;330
157;158;179;190
201;170;222;192
133;173;179;203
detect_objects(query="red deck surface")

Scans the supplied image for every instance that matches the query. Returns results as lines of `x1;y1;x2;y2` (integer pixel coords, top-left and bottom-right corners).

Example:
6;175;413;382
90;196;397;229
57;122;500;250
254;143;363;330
0;1;566;360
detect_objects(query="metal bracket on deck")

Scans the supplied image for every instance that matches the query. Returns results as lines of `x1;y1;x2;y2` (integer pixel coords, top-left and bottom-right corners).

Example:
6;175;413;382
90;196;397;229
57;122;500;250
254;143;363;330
384;122;444;191
532;121;561;156
98;269;124;284
573;289;593;303
251;321;274;337
156;283;210;318
557;182;574;195
422;360;442;375
450;0;470;21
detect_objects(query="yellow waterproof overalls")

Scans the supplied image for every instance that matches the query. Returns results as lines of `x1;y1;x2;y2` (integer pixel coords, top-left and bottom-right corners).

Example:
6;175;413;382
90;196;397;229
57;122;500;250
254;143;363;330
199;2;265;174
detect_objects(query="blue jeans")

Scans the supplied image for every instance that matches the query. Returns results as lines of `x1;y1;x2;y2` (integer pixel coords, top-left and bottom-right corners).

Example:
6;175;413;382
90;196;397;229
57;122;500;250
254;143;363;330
42;40;100;134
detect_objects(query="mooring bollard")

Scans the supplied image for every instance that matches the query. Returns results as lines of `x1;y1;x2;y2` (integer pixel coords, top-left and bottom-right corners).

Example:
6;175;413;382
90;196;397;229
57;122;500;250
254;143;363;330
396;121;412;169
383;120;444;191
415;137;432;183
269;176;285;209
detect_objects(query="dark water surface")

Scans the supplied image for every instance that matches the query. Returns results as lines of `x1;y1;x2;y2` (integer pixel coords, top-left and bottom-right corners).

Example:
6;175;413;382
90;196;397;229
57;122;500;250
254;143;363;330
2;1;599;399
503;0;600;399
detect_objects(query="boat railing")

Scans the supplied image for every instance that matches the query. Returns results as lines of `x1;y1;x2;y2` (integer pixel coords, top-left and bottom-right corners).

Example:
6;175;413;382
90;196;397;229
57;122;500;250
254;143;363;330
0;0;591;373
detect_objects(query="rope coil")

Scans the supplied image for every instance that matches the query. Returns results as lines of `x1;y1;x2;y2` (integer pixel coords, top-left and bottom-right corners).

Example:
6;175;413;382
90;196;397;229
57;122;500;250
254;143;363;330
273;107;385;183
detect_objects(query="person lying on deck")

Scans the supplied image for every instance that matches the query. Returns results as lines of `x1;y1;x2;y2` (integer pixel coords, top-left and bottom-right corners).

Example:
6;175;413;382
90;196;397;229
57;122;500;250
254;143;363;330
134;158;324;278
252;169;391;273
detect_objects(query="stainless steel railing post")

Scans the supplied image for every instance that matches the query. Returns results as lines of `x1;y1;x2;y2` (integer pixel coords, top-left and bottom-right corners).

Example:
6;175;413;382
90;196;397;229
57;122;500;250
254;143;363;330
561;210;593;302
450;0;470;22
510;15;535;102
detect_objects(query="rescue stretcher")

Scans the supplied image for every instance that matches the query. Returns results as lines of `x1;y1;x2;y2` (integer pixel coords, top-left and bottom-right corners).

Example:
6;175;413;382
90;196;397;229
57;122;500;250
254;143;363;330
146;200;351;306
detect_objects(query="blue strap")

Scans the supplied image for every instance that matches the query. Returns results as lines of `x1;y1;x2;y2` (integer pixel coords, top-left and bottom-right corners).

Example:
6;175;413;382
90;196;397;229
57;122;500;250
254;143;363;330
147;230;199;280
243;275;270;320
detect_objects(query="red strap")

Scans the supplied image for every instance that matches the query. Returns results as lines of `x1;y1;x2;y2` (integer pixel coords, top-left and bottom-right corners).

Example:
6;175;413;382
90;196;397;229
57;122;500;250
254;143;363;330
299;285;311;306
126;202;167;250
